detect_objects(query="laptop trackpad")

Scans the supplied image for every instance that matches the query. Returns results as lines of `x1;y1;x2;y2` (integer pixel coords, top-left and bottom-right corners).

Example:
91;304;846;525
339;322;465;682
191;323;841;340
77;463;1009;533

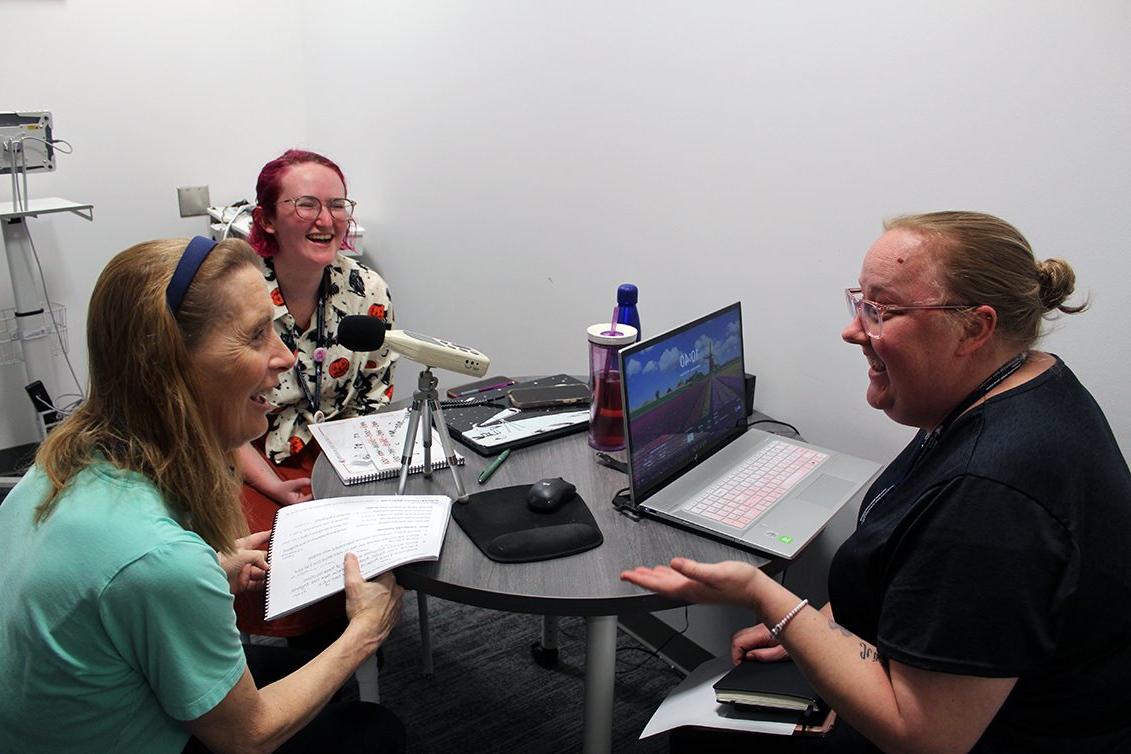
797;474;855;508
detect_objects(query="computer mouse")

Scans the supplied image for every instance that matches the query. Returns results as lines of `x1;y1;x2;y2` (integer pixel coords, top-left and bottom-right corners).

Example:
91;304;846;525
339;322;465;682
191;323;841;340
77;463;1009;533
526;477;577;513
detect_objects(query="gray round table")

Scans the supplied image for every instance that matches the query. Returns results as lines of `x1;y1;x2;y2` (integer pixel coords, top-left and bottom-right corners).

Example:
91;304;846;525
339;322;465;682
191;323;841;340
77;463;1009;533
312;404;780;754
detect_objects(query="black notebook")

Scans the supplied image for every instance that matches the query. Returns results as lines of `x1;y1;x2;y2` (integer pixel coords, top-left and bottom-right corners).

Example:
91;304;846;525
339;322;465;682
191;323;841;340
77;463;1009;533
713;660;825;716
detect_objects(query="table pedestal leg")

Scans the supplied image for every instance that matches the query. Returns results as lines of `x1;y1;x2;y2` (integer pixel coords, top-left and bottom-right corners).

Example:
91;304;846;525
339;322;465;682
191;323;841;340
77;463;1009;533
582;615;617;754
542;615;559;649
355;652;380;703
532;614;561;668
418;592;433;677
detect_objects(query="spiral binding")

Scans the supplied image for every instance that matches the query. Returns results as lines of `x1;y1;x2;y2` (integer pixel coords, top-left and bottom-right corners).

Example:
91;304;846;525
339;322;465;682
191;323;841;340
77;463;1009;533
343;455;464;485
263;529;278;620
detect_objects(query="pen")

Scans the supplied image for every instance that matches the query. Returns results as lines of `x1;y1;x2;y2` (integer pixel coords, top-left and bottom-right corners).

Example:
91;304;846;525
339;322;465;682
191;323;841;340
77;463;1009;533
477;448;511;484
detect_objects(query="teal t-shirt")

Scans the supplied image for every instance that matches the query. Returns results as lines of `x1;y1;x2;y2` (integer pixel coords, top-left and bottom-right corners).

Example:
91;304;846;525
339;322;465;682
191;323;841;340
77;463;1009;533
0;463;247;753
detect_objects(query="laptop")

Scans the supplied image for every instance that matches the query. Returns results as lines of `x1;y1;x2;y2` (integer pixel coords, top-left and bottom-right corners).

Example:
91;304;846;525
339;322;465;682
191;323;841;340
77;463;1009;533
618;302;880;559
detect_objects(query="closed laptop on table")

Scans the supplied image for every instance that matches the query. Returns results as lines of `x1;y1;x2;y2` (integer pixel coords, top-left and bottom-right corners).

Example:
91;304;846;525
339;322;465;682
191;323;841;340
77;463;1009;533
619;302;880;559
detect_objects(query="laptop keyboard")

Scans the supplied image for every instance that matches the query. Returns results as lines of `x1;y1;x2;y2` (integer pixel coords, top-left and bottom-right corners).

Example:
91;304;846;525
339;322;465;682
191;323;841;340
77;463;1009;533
684;439;829;530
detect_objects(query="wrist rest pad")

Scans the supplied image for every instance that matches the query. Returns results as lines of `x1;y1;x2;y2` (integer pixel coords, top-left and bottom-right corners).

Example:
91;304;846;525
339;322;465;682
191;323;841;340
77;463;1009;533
452;484;604;563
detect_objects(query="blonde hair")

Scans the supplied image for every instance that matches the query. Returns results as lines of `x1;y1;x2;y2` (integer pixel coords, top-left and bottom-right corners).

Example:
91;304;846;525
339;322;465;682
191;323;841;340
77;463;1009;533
34;238;261;552
885;211;1087;348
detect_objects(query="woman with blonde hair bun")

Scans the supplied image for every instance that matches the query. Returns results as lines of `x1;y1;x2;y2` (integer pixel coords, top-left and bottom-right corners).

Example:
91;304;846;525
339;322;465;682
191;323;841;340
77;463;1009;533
626;211;1131;754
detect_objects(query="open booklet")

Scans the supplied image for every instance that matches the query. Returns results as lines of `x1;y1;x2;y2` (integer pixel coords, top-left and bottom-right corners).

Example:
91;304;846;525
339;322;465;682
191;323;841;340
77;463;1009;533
265;495;452;621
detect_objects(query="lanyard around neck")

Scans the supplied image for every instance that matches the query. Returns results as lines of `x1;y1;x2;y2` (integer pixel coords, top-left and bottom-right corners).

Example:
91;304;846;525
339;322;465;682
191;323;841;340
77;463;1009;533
921;350;1028;454
292;269;329;419
859;351;1028;524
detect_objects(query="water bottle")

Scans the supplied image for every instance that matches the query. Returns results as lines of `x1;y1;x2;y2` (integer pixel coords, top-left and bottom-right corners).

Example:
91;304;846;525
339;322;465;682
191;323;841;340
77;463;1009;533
615;283;641;342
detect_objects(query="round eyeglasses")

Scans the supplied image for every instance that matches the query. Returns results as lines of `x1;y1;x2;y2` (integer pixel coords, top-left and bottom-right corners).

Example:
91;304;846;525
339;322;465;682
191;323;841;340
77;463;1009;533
845;288;973;339
278;196;357;221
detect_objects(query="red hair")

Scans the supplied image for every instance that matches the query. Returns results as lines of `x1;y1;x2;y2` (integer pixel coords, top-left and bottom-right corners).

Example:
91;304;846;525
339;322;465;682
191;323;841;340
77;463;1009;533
247;149;354;258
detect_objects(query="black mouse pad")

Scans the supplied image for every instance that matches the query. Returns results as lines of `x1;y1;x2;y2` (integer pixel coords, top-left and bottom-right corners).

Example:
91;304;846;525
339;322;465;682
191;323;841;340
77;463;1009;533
452;484;604;563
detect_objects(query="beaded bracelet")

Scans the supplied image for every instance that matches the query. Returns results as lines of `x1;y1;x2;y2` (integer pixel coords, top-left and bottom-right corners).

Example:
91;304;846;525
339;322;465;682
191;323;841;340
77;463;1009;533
768;598;809;641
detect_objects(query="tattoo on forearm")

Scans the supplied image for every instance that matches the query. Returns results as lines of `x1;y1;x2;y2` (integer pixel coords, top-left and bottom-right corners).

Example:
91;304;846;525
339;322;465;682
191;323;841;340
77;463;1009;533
826;619;881;662
859;643;881;663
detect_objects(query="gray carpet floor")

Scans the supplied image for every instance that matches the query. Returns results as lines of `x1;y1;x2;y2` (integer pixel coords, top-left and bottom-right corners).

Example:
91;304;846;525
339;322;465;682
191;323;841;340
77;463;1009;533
375;591;684;753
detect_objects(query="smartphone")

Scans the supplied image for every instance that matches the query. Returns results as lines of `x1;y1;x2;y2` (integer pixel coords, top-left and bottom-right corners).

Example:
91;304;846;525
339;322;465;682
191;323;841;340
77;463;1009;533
507;383;590;409
446;376;516;399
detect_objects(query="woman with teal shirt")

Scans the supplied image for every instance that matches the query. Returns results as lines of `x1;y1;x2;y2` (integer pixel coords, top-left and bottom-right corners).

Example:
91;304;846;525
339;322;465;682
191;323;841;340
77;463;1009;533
0;237;405;753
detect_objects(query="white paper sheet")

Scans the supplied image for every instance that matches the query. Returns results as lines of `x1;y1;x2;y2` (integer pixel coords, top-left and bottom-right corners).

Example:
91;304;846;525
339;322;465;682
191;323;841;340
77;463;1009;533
640;655;800;739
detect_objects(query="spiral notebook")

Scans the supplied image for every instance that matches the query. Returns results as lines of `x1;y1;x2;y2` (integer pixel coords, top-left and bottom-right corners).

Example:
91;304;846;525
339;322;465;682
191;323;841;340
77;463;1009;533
309;409;464;485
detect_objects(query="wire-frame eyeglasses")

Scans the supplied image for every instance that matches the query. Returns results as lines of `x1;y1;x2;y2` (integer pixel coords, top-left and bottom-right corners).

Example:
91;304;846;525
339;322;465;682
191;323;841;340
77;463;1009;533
845;288;973;338
278;196;357;221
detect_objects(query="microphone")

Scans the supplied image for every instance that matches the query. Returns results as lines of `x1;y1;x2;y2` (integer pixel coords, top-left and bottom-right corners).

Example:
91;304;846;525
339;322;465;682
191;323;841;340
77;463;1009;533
337;315;490;377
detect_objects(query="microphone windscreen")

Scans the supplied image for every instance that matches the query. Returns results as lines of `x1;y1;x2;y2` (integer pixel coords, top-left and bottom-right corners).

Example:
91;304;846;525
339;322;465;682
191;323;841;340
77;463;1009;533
337;315;387;352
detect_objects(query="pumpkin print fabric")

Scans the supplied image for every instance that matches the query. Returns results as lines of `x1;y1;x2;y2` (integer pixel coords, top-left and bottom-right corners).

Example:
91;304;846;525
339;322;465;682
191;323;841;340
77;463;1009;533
260;254;397;464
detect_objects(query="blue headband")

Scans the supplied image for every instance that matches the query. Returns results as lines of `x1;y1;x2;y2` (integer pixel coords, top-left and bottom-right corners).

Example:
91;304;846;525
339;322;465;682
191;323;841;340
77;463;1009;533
166;236;218;313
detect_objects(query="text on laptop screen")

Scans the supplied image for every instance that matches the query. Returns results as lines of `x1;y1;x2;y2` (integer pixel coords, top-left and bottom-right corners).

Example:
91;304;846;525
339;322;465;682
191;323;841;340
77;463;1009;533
621;303;747;500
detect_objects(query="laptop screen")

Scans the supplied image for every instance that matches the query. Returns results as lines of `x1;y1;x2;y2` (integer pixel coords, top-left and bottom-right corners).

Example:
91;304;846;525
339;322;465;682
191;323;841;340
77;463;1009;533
620;302;747;503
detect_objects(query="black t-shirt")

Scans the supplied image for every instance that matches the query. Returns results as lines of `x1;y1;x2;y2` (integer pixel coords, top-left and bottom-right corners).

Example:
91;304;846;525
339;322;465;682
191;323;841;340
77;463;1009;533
828;359;1131;753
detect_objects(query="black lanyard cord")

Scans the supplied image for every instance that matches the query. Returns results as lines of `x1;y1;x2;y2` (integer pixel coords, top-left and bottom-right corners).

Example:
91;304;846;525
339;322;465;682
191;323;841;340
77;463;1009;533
859;350;1028;524
293;269;329;418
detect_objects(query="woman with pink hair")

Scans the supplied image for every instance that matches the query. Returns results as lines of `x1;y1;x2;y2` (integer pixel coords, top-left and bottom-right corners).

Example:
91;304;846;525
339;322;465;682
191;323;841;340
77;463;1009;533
234;149;398;643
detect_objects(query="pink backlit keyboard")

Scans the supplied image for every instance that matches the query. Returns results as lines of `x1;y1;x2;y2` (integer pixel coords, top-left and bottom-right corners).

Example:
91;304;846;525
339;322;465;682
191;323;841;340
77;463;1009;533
684;439;829;530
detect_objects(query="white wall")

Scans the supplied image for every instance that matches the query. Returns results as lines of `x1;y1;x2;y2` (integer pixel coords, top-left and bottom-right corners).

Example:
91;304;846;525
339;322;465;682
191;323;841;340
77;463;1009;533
303;1;1131;469
0;0;311;445
7;1;1128;458
3;0;1129;649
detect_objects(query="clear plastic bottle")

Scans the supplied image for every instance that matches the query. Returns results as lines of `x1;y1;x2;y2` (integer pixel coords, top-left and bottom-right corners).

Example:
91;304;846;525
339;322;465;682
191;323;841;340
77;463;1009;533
586;323;637;451
616;283;641;342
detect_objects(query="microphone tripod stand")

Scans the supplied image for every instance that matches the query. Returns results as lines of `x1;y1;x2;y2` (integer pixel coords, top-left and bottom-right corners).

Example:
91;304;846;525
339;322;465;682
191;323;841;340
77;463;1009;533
397;366;468;501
